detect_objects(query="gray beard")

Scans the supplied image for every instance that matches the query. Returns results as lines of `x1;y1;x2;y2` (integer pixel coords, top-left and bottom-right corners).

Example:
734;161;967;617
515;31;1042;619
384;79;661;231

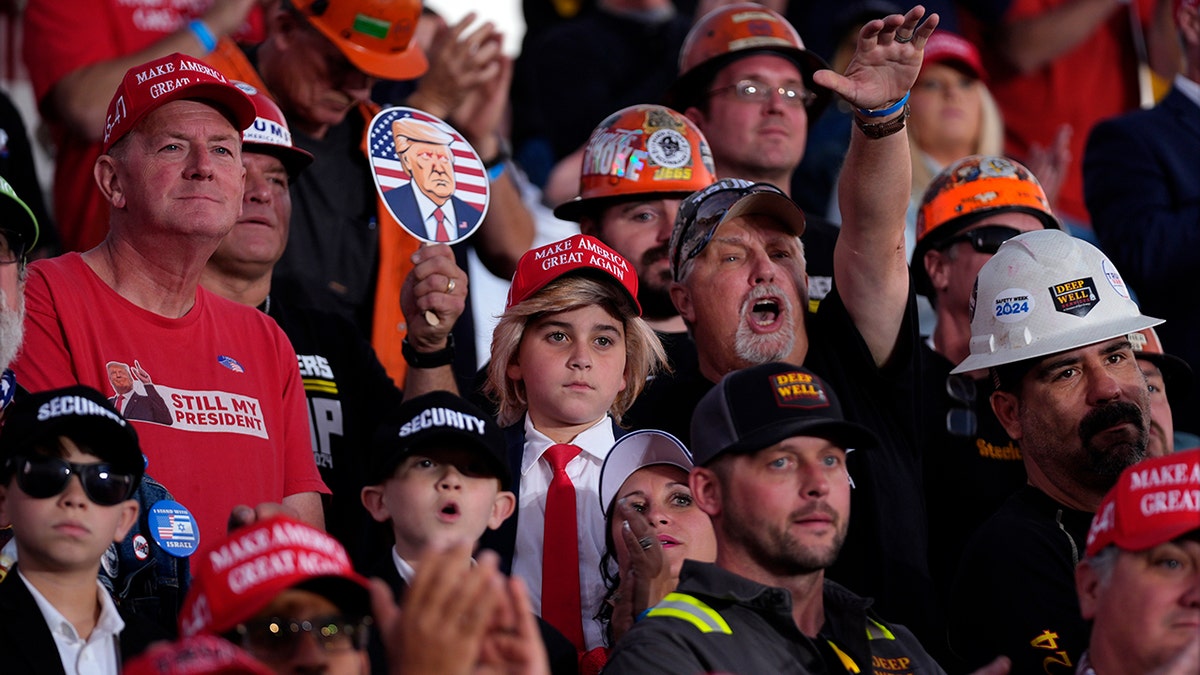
0;288;24;373
734;284;796;364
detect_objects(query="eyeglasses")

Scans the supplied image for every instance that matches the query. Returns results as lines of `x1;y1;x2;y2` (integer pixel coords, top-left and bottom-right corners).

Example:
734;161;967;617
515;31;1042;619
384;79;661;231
945;374;978;438
0;228;27;266
234;615;372;661
707;79;818;107
672;182;787;280
7;455;137;506
938;225;1022;255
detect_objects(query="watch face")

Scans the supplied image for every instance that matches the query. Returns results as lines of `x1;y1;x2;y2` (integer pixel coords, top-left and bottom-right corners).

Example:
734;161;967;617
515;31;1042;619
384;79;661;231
368;107;489;244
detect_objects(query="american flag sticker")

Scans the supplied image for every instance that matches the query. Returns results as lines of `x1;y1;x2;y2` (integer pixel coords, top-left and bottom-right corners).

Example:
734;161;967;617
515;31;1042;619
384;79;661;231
148;500;200;557
217;355;245;373
367;106;489;244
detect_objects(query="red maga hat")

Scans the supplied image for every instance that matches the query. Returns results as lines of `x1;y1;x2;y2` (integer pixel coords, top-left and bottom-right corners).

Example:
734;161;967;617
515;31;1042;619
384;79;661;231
178;515;371;637
1086;449;1200;557
506;234;641;314
103;53;256;153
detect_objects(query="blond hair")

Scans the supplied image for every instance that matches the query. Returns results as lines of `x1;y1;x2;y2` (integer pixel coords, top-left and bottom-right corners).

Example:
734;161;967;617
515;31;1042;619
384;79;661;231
910;83;1004;199
486;275;667;427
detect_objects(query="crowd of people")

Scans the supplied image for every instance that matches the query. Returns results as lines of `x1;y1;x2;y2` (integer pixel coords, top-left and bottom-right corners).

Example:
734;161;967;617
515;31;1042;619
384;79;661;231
0;1;1197;674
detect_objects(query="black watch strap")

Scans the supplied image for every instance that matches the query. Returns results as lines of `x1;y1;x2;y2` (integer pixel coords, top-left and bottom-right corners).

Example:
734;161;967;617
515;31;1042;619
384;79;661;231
402;335;455;369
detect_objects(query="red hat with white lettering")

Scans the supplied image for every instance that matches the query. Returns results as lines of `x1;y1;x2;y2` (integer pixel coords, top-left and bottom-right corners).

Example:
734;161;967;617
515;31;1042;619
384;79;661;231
178;515;371;637
1085;449;1200;557
103;52;257;153
123;635;273;675
506;234;641;314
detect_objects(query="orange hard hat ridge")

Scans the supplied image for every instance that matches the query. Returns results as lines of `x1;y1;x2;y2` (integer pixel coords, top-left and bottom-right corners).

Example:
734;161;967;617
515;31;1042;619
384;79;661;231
291;0;427;80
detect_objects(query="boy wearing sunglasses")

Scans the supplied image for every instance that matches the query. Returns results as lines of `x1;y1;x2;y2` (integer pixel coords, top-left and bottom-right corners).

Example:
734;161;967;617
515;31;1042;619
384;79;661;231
0;385;163;672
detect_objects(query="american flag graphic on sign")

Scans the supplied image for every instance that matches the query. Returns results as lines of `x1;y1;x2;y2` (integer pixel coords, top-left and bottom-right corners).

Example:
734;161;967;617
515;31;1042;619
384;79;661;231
156;513;195;540
368;107;489;210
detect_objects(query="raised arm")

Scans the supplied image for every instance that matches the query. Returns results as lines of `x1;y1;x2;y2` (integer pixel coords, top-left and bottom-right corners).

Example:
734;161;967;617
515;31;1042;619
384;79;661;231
816;5;936;367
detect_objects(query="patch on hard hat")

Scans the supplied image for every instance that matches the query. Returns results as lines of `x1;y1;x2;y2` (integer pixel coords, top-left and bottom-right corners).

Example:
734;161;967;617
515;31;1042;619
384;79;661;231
1049;277;1099;318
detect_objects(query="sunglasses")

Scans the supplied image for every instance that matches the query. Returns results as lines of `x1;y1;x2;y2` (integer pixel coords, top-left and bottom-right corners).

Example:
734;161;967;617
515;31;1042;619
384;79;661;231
7;455;137;506
672;182;787;280
233;615;372;661
938;225;1022;255
945;374;978;438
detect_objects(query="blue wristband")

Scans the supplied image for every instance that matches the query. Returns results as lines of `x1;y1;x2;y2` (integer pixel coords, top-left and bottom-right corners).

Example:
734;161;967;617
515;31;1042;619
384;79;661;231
188;19;217;54
856;90;910;118
486;160;507;182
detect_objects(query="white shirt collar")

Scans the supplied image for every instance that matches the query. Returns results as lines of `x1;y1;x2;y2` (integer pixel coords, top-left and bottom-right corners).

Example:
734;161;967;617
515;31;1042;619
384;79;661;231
520;414;614;476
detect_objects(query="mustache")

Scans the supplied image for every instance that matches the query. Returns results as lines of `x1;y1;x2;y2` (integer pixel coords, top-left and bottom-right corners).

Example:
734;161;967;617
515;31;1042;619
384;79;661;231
641;243;669;269
1079;401;1145;442
740;283;793;314
790;501;839;523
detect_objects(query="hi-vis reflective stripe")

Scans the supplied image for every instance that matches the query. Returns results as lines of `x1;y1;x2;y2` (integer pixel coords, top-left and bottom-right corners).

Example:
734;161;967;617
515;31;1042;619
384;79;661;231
644;593;732;634
866;618;896;641
827;640;860;673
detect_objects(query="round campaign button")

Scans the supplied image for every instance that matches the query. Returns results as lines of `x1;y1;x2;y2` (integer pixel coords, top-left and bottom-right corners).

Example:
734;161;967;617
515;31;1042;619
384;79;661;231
148;500;200;558
133;534;150;561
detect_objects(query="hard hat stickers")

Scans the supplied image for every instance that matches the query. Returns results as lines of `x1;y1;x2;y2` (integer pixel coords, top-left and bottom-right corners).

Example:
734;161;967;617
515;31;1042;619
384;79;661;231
993;288;1034;324
368;107;489;244
1050;277;1099;318
1102;259;1131;298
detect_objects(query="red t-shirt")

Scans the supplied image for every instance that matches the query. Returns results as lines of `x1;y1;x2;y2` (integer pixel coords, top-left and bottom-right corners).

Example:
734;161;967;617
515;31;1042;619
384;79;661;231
13;253;327;550
978;0;1153;225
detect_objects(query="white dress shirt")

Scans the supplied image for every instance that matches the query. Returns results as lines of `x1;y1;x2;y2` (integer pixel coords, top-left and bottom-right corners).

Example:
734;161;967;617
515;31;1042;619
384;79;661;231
511;414;615;651
412;183;458;242
22;571;124;675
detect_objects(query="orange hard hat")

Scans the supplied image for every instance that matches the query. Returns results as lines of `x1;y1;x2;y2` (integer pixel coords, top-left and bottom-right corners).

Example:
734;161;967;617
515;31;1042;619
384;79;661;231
913;155;1060;298
290;0;426;80
665;3;831;116
553;104;717;222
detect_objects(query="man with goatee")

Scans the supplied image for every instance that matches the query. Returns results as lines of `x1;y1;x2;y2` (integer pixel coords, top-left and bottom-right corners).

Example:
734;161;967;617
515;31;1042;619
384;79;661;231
947;229;1161;674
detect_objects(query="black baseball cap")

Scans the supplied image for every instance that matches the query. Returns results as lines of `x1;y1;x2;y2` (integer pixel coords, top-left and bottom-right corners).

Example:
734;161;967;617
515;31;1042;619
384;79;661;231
368;391;510;488
690;363;877;466
0;385;144;479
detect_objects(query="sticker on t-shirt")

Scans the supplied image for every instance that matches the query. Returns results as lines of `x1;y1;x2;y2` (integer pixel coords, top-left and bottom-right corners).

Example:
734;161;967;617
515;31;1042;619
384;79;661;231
218;355;245;373
993;287;1034;324
149;500;199;558
1050;277;1099;317
367;107;489;244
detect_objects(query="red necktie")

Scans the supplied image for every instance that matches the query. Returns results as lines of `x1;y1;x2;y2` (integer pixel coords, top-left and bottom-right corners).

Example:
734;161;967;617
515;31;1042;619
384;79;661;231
542;443;584;651
433;207;450;242
114;394;124;413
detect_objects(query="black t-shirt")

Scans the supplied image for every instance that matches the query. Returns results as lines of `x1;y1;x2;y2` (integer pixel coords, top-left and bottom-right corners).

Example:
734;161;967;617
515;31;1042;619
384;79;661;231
275;112;380;335
624;286;937;646
918;342;1027;615
268;298;404;568
948;485;1094;675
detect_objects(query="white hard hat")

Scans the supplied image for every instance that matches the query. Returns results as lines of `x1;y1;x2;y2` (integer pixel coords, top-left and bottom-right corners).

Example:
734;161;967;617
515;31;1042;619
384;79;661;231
952;230;1162;374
